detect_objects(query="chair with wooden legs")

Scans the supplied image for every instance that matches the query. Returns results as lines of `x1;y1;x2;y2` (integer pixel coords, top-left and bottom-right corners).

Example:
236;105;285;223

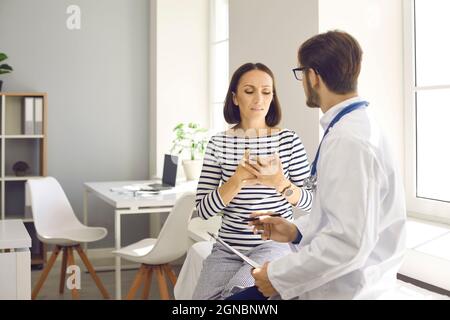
27;177;110;300
113;193;195;300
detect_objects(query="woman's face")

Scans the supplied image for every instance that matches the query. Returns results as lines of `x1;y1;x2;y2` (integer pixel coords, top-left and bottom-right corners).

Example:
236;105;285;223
233;69;274;124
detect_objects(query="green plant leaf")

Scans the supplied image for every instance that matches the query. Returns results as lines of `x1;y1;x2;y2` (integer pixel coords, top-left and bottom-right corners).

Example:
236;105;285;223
173;123;184;131
0;53;7;62
176;131;185;139
0;64;13;74
171;122;208;160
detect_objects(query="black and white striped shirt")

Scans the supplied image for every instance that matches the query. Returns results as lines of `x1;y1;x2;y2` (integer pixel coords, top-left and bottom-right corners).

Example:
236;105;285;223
195;129;313;251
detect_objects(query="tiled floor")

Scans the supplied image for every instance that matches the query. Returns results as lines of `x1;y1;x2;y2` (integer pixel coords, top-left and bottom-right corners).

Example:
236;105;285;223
31;257;182;300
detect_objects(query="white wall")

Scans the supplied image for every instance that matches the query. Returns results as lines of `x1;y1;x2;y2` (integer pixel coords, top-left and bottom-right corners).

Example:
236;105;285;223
150;0;210;176
319;0;405;177
0;0;150;248
229;0;320;161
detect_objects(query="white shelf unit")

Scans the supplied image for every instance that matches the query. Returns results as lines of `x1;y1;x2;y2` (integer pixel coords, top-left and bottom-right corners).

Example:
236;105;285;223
0;92;48;267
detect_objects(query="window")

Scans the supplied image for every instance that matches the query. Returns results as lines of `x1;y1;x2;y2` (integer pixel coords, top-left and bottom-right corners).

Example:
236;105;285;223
404;0;450;222
210;0;229;134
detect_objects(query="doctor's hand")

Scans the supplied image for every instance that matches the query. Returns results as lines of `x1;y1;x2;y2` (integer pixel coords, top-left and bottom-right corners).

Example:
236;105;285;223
252;262;278;297
249;212;299;243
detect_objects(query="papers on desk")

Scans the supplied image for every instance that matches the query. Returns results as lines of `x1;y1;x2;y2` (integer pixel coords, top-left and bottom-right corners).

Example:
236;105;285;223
123;184;156;192
106;180;197;200
110;184;160;197
109;183;180;197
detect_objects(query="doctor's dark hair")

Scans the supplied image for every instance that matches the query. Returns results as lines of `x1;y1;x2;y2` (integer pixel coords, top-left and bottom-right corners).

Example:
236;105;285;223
298;30;362;94
223;62;281;126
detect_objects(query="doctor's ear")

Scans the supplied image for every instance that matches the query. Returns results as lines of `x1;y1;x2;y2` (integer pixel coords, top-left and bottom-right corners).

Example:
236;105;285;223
307;69;320;88
232;92;238;106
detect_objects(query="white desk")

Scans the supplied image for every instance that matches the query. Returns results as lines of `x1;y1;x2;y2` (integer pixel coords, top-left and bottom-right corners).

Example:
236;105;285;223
0;220;32;300
83;180;197;300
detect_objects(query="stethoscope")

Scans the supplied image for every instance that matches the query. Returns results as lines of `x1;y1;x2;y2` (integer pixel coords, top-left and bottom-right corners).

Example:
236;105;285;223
303;101;369;192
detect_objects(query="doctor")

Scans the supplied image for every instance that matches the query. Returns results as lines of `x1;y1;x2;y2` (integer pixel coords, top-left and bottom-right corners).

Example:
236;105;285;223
249;30;407;299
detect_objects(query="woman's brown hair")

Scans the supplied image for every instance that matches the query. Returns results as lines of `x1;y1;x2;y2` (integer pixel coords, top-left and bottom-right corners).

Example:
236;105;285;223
223;62;282;126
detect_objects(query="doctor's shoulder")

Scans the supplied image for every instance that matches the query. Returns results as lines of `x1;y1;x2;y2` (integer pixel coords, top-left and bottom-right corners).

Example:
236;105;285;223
321;134;376;163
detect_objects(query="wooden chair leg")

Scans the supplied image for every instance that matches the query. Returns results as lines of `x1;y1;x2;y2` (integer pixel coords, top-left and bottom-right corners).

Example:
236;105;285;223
162;264;177;286
32;245;61;300
66;247;80;300
74;245;110;299
141;265;153;300
59;247;68;294
156;265;170;300
126;265;146;300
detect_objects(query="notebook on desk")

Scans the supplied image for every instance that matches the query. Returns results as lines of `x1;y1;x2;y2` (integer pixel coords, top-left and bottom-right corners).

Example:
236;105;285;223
145;154;178;191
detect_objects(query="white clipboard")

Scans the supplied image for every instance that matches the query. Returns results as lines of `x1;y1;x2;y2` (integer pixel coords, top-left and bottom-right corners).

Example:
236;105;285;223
207;232;261;269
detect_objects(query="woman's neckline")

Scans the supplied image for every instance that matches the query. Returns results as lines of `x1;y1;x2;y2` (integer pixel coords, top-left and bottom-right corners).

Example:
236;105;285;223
223;127;287;138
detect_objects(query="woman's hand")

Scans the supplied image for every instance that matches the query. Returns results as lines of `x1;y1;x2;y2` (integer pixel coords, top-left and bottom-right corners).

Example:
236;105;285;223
249;211;299;242
219;150;259;205
231;150;259;186
243;153;289;191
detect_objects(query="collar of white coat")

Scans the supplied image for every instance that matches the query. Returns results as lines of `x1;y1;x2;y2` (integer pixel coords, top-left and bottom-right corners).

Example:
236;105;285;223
319;96;363;130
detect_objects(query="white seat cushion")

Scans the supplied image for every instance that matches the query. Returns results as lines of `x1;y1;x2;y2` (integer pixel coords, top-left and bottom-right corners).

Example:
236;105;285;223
174;241;214;300
113;238;158;263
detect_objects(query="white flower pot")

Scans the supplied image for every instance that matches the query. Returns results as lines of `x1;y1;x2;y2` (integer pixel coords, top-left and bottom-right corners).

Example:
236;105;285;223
182;159;203;181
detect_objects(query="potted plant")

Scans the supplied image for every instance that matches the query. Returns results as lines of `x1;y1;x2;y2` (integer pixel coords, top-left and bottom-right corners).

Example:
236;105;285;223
171;122;208;180
0;53;13;92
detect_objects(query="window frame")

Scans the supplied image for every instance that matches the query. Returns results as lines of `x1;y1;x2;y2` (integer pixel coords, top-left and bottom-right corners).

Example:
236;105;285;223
209;0;229;134
403;0;450;223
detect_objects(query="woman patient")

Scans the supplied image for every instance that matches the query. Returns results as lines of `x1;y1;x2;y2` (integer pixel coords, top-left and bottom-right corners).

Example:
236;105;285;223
192;62;313;299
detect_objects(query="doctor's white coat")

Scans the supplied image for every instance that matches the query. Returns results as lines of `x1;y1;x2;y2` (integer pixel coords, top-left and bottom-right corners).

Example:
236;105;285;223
268;97;407;300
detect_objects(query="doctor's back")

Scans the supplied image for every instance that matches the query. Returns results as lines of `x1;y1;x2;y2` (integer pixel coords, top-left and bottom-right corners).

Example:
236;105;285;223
297;106;406;299
263;31;407;300
268;101;407;300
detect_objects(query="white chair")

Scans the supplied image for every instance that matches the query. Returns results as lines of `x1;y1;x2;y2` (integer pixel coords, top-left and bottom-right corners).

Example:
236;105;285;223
27;177;110;300
113;192;195;300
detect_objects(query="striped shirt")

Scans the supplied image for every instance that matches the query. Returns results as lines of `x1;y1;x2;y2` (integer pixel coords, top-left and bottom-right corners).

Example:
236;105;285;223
195;129;313;251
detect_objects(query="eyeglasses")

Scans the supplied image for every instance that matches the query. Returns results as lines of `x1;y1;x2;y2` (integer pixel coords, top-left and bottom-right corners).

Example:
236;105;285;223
292;67;308;81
